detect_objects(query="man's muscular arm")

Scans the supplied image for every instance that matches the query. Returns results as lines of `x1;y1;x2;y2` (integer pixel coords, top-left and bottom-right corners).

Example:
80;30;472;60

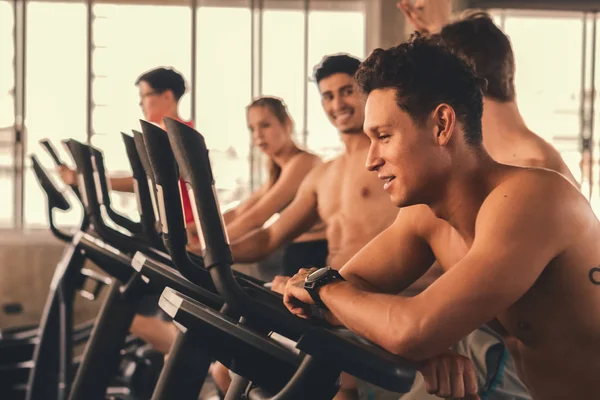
312;204;435;325
285;172;581;361
339;204;436;293
230;165;323;263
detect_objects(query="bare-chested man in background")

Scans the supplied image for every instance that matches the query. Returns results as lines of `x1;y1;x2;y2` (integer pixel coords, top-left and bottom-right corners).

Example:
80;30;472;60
231;54;398;278
215;54;398;398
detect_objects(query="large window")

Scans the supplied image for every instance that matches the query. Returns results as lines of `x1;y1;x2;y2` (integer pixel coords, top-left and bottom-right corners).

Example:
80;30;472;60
261;1;306;142
491;10;600;213
2;0;367;230
0;0;14;228
195;5;252;204
25;1;87;228
501;11;583;180
92;2;192;217
252;1;306;188
306;4;366;159
590;15;600;212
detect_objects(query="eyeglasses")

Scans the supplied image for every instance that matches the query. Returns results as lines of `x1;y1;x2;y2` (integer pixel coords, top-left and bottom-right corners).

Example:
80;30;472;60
139;91;159;100
139;90;161;106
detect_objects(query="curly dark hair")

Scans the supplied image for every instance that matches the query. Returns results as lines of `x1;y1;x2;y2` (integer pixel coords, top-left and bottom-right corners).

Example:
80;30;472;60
355;34;486;147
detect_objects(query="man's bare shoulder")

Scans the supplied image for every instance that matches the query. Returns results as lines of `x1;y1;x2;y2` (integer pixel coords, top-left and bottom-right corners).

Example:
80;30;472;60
489;167;577;202
516;131;576;183
308;156;342;181
498;166;576;193
481;167;590;233
294;157;338;193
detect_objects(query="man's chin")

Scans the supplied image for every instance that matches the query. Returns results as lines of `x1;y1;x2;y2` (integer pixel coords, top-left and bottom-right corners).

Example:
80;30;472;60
390;197;403;208
390;192;411;208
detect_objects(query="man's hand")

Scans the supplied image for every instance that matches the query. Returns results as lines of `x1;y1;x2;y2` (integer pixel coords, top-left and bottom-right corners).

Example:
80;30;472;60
271;275;291;294
185;223;204;255
418;351;480;399
186;241;203;255
397;0;452;34
283;268;318;319
57;165;78;186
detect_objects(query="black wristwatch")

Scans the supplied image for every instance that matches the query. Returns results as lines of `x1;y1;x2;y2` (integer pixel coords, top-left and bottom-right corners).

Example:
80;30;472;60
304;267;345;310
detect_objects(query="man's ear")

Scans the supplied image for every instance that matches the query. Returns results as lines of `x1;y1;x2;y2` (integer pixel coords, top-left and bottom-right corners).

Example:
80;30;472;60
432;104;455;146
163;90;175;102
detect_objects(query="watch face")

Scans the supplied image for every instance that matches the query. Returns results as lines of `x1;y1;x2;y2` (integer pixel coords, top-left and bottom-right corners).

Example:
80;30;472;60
306;267;330;283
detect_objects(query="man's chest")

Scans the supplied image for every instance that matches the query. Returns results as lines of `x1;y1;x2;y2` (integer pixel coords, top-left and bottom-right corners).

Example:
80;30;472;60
315;163;393;223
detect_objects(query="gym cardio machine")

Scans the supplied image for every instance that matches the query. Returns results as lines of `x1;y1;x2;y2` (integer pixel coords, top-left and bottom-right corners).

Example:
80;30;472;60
151;119;418;399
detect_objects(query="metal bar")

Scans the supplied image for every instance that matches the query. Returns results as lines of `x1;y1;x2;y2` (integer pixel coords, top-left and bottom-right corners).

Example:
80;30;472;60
302;0;309;147
256;0;264;188
590;14;597;197
250;0;256;99
12;0;18;229
58;283;74;399
257;0;263;97
26;241;86;400
69;281;136;400
191;0;197;122
13;0;26;229
579;14;589;193
250;0;255;191
86;0;93;143
151;327;212;400
250;0;264;191
223;374;249;400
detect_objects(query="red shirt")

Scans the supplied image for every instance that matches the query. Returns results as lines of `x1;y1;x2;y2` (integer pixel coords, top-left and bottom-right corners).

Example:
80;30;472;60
177;120;196;224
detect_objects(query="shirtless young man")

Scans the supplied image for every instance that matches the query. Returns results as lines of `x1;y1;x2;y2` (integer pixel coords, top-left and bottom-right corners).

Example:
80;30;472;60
57;67;191;354
283;36;600;400
227;54;399;398
396;10;576;399
231;54;398;279
384;11;576;399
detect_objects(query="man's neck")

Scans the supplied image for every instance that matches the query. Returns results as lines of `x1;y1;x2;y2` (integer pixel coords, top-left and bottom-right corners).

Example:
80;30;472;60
164;109;182;122
481;98;532;155
340;131;370;154
155;106;182;128
428;150;499;245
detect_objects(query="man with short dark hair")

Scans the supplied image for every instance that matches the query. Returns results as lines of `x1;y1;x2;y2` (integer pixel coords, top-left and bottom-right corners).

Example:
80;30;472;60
232;53;398;276
333;8;574;398
135;67;187;126
229;54;400;398
56;66;193;355
283;35;600;400
58;67;191;193
400;7;575;398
